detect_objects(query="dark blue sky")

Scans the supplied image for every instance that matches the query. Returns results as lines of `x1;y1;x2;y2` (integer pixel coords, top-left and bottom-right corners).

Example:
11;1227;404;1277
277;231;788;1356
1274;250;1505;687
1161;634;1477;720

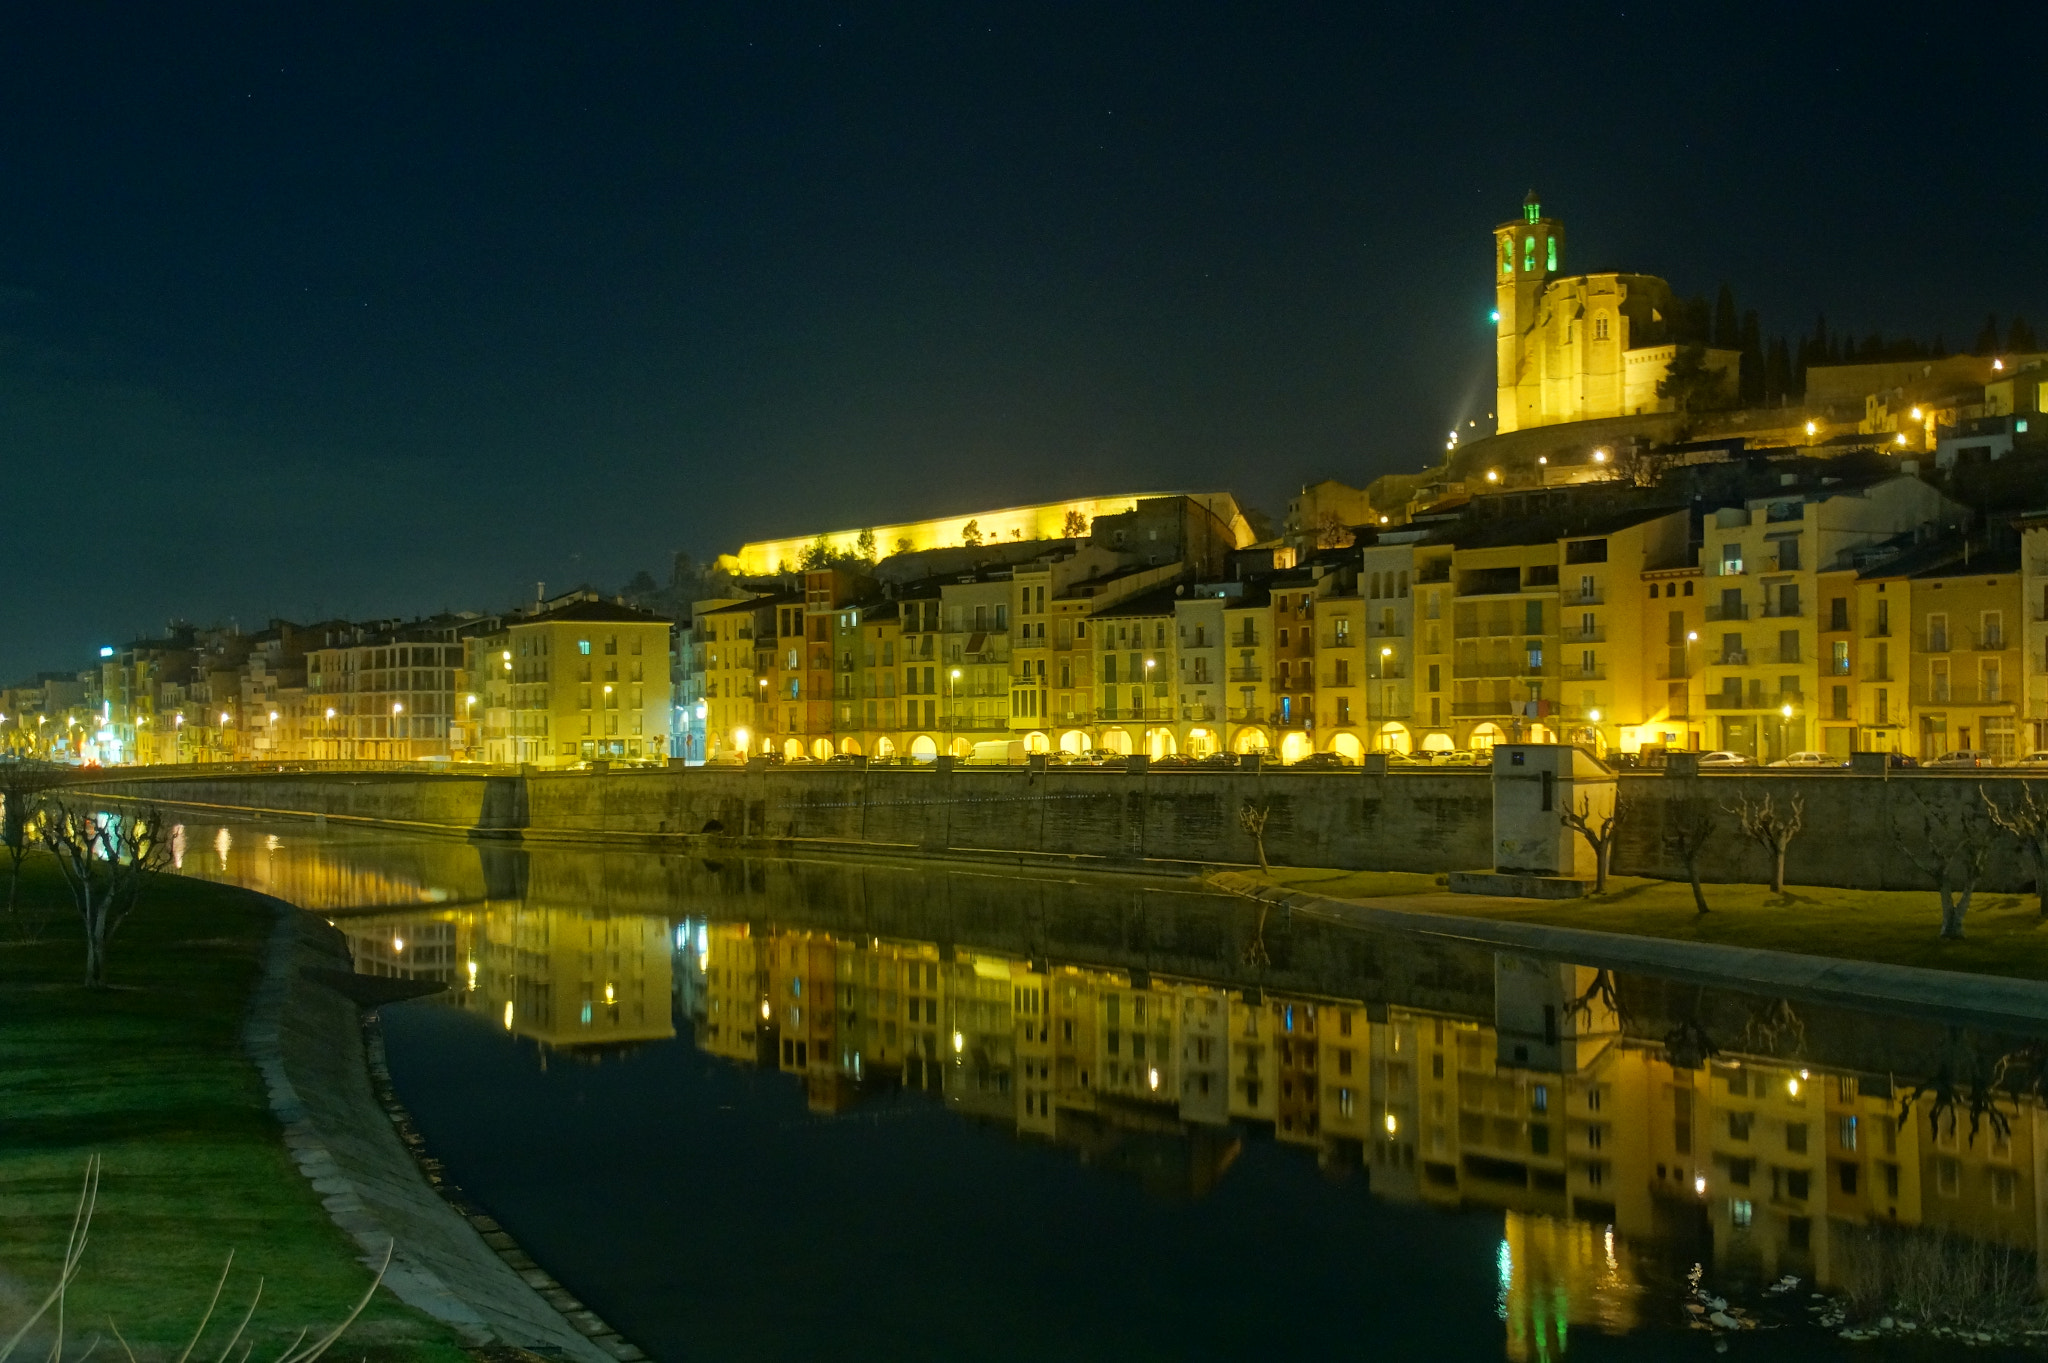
3;2;2041;678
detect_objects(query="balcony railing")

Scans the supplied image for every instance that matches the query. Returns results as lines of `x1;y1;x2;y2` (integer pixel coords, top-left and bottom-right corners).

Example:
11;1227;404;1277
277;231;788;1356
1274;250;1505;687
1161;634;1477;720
1228;707;1266;723
1367;621;1407;638
1452;620;1528;639
1560;626;1606;644
1822;659;1851;676
1450;700;1519;717
1759;603;1804;619
1452;660;1545;679
1705;604;1749;622
937;716;1013;732
1711;650;1751;667
1562;667;1606;682
1096;706;1176;723
1910;684;2012;706
1179;705;1218;722
1228;667;1263;682
1706;691;1805;711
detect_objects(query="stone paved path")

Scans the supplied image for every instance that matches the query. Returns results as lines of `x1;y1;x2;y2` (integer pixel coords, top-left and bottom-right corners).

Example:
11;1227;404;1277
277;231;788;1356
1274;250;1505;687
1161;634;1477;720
243;893;642;1361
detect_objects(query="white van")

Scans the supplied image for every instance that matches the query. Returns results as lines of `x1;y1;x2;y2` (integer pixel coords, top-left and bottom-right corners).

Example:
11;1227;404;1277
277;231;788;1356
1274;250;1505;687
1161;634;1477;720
968;739;1025;765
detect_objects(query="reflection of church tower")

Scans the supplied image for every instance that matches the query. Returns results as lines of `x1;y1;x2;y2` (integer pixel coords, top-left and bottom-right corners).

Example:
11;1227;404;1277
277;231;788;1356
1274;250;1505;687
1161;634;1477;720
1493;191;1563;435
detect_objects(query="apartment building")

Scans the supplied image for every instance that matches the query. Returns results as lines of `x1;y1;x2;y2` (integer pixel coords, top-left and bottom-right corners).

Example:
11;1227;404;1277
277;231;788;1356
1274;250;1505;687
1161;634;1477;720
466;597;672;768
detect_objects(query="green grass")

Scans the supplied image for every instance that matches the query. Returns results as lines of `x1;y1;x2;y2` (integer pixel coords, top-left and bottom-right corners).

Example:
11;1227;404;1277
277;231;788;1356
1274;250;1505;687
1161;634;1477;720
0;854;468;1361
1255;866;2048;980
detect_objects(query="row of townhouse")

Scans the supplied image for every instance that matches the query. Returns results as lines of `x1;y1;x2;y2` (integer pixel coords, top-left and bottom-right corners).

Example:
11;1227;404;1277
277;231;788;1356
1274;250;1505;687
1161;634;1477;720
2;591;681;770
679;918;2048;1352
685;470;2040;764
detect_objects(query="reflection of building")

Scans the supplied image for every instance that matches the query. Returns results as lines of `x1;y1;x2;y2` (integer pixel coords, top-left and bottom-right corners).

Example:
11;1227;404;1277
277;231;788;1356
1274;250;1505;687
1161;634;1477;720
681;919;2048;1352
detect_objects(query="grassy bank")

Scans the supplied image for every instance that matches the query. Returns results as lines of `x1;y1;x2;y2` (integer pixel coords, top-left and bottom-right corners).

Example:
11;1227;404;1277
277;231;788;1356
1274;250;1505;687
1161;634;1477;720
0;853;465;1361
1251;866;2048;980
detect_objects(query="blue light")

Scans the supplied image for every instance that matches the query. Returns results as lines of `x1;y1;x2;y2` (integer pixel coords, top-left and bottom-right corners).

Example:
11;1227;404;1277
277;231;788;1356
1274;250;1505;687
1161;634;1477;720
1489;309;1501;323
98;646;114;658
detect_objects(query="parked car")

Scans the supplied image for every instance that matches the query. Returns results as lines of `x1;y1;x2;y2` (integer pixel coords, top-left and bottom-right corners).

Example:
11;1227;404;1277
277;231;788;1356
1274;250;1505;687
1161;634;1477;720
1195;752;1241;769
2010;751;2048;770
1290;752;1353;770
1698;751;1754;768
1925;750;1997;769
1767;751;1840;768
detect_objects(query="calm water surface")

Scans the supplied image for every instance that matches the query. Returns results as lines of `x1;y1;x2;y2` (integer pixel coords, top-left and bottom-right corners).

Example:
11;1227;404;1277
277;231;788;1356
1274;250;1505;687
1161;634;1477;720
172;818;2048;1361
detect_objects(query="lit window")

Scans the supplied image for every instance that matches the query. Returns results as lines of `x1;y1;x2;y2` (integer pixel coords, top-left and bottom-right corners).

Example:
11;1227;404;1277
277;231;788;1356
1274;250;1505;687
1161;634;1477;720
1523;236;1535;272
578;640;592;655
1546;237;1556;271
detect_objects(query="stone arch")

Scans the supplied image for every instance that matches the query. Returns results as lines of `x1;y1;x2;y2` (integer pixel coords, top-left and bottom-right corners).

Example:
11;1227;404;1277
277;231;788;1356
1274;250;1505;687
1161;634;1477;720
1144;727;1177;760
1329;732;1365;762
811;738;833;761
910;734;939;759
1233;727;1270;755
1469;722;1506;752
1024;730;1050;754
1279;731;1312;763
1057;729;1087;755
1420;730;1455;753
1375;722;1412;754
1098;728;1132;755
873;736;896;760
783;738;805;761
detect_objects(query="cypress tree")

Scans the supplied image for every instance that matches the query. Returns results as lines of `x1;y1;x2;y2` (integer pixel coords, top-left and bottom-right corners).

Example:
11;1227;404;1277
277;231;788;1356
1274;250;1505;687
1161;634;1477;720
1766;335;1793;404
1714;285;1740;349
1974;314;2001;355
1739;310;1764;403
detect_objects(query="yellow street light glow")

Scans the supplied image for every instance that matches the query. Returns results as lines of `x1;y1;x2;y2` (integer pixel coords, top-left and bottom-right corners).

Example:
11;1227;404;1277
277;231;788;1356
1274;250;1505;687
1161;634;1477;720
1805;420;1818;437
393;702;403;714
1485;469;1499;482
603;685;612;693
1994;357;2005;370
1780;703;1794;719
604;982;616;1005
1787;1077;1800;1096
1686;631;1698;642
392;936;405;952
760;999;771;1019
952;1031;965;1053
1592;448;1608;463
466;694;476;704
1378;515;1388;524
1909;406;1923;420
1694;1173;1707;1195
1589;708;1601;722
502;1001;515;1030
1147;1067;1160;1091
466;960;478;990
1384;1113;1398;1134
1895;433;1908;445
502;650;511;660
1381;646;1392;657
1537;455;1547;465
951;668;962;678
219;712;230;725
325;708;335;719
268;711;277;722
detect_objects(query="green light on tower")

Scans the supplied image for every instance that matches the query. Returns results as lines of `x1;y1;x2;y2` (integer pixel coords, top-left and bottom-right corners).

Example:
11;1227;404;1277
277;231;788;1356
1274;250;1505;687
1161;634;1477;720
1489;309;1501;323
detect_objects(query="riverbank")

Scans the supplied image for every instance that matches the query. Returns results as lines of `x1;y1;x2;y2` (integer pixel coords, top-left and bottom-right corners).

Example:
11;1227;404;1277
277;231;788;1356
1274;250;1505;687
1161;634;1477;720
1248;868;2048;980
0;855;467;1360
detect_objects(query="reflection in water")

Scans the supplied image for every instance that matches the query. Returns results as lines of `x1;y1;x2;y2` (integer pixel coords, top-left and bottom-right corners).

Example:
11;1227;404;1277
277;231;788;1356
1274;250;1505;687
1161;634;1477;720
171;819;2048;1356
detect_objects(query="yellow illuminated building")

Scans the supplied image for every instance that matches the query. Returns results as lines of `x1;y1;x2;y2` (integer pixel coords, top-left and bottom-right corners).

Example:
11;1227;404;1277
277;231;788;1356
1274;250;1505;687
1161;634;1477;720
1494;193;1737;435
728;492;1250;576
472;597;673;768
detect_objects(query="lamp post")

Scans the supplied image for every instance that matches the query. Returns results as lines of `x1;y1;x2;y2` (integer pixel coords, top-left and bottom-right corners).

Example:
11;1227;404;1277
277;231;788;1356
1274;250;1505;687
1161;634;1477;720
392;702;403;762
464;695;477;762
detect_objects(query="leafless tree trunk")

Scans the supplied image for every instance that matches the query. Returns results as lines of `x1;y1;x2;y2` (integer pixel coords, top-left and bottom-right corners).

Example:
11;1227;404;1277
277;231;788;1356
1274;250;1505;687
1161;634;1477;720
1726;791;1804;894
1895;794;1994;940
1239;799;1271;874
1664;796;1719;913
39;800;172;988
1983;783;2048;918
1560;793;1622;892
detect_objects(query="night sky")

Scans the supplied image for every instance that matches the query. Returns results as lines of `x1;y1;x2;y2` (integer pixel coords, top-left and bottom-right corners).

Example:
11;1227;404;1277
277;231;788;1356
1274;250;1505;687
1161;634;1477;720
3;3;2041;679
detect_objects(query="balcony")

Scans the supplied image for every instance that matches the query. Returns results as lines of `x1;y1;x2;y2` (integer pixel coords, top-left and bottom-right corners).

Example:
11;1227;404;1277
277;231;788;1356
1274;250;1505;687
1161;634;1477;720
1322;632;1358;648
1711;650;1751;667
1452;660;1542;679
1973;632;2008;651
1228;666;1263;682
1180;705;1218;722
1453;620;1530;639
937;716;1013;732
1910;685;2013;707
1368;668;1409;682
1654;663;1697;680
1560;626;1606;644
1565;589;1605;607
1561;667;1607;682
1450;700;1520;717
1229;707;1266;723
1862;668;1893;683
1758;603;1804;619
1363;704;1413;720
1822;659;1851;676
1096;706;1176;723
1705;603;1749;622
1706;690;1804;712
1367;621;1408;638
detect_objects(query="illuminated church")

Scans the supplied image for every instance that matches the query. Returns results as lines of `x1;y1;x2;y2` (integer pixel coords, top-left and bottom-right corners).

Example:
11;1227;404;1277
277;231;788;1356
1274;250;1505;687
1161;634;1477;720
1493;193;1739;433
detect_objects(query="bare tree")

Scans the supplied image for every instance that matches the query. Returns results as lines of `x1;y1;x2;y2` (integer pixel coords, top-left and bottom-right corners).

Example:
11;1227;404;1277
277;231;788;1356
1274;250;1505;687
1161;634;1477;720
1239;799;1271;874
1662;795;1719;914
1559;793;1623;892
0;760;61;914
1310;510;1355;550
1983;783;2048;918
1894;793;1995;940
1725;791;1804;894
39;800;173;988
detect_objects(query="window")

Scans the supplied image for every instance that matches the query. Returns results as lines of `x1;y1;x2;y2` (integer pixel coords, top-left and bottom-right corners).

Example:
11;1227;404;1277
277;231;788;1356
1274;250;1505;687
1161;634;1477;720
1730;1198;1753;1228
1545;237;1556;271
578;639;592;655
1523;236;1535;271
1594;313;1609;341
1786;1122;1808;1153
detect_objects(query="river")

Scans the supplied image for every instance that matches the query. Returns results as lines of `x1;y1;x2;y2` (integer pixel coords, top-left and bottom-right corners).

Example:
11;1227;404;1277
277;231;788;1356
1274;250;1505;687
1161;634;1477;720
167;815;2048;1360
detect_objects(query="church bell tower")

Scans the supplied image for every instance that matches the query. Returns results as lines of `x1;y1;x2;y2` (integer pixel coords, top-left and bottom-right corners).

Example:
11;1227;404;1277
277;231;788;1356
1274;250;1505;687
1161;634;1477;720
1493;191;1563;434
